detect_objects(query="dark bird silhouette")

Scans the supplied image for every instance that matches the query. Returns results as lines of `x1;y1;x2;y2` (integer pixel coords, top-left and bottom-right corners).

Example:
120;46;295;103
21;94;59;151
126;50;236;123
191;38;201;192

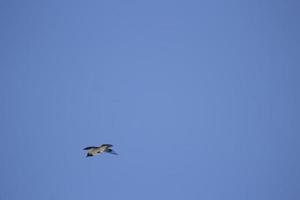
83;144;118;157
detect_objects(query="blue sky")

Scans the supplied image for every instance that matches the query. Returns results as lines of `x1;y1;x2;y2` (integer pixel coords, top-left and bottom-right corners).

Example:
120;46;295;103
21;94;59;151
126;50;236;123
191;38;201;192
1;0;299;199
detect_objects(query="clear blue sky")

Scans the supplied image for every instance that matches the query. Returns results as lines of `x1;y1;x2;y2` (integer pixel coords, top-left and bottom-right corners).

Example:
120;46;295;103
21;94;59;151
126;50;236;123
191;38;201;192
1;0;299;199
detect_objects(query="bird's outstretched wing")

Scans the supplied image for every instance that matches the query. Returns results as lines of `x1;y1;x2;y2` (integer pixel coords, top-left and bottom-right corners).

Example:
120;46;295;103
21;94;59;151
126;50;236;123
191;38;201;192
101;144;113;147
83;146;98;150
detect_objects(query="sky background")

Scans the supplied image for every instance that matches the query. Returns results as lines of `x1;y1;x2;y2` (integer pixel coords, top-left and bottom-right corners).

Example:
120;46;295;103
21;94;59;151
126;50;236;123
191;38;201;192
1;0;299;199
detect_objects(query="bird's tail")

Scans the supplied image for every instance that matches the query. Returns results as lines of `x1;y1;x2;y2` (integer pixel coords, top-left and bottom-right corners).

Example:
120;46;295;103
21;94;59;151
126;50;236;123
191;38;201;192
106;149;118;155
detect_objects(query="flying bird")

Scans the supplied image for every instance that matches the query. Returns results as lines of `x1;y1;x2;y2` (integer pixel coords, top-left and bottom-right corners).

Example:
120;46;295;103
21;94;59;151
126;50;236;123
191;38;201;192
83;144;118;157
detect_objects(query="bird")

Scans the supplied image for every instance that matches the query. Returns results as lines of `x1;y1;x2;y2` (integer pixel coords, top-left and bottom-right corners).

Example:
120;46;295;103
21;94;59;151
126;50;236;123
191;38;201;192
83;144;118;157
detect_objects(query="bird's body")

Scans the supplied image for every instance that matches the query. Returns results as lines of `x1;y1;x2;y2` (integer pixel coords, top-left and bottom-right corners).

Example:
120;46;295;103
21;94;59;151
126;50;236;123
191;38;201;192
83;144;118;157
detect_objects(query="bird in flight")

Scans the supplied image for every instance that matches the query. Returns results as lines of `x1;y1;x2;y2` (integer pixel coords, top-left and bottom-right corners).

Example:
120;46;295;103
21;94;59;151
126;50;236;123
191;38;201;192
83;144;118;157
